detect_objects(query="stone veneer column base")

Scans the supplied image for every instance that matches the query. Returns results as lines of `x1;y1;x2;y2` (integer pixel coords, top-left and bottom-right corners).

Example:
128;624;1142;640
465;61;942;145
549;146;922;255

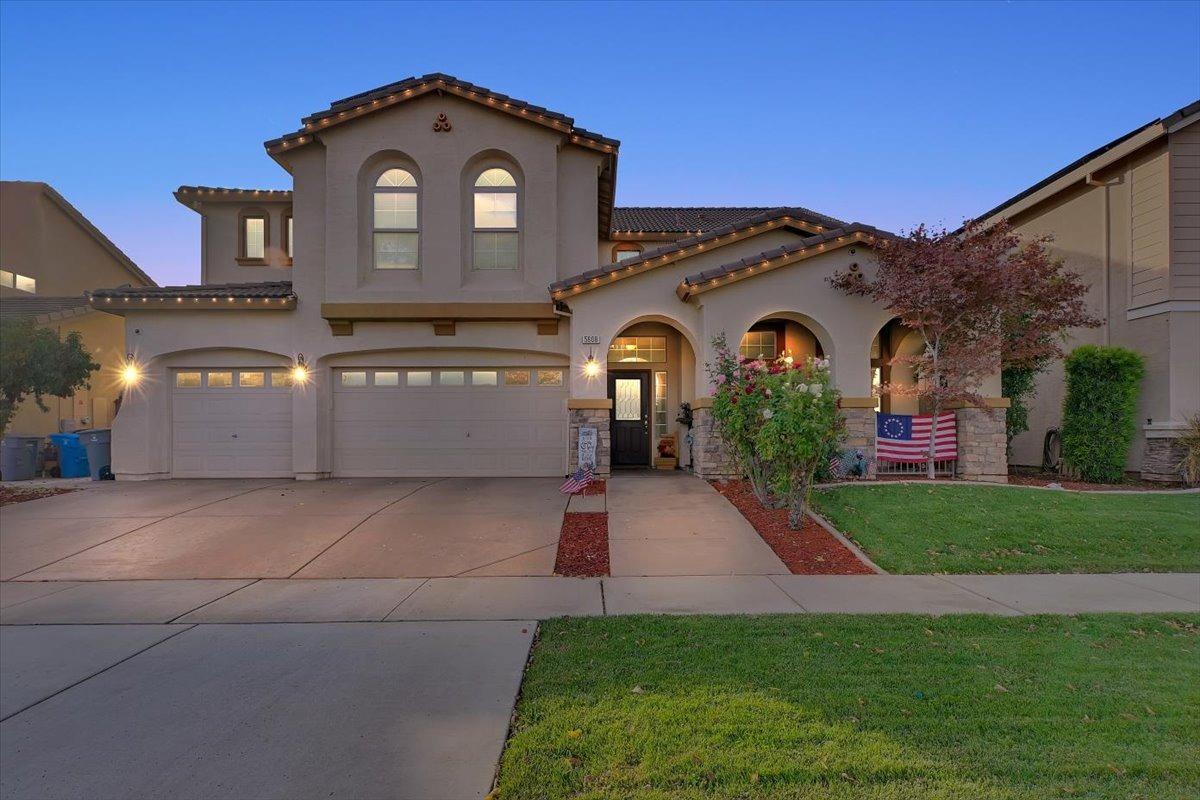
1141;433;1187;483
955;407;1008;483
691;405;739;480
839;406;877;478
568;403;611;477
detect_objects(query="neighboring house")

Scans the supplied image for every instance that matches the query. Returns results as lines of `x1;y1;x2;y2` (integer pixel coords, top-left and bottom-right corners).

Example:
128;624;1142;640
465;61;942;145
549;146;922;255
975;101;1200;481
0;181;156;435
92;73;1007;482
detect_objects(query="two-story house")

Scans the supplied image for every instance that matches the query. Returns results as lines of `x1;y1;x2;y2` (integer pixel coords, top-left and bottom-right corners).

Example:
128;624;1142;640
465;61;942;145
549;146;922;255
1;181;156;435
91;74;1009;482
975;101;1199;481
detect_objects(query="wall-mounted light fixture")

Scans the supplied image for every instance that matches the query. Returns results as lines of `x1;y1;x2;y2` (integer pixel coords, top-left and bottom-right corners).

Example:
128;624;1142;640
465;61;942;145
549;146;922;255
583;349;601;378
291;353;310;384
120;355;142;387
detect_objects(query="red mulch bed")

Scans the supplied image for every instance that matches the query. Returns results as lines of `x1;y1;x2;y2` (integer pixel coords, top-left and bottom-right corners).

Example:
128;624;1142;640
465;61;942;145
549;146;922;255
579;479;606;496
1007;471;1179;491
0;487;76;506
554;512;610;577
711;480;875;575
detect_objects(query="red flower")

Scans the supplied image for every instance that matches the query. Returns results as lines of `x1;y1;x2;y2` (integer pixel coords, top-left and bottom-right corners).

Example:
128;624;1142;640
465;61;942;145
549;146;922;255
730;396;738;405
744;384;754;394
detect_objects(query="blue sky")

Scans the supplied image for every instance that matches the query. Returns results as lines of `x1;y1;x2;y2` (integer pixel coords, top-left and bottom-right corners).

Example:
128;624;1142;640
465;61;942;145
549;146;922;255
2;0;1197;286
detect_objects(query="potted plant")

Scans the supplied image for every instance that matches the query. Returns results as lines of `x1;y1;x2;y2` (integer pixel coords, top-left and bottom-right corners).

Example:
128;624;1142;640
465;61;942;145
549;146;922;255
654;435;677;470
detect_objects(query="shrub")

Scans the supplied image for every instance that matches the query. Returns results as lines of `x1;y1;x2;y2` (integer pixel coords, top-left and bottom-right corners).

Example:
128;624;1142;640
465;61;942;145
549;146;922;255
1001;364;1040;455
707;334;841;528
1060;345;1144;483
1177;415;1200;487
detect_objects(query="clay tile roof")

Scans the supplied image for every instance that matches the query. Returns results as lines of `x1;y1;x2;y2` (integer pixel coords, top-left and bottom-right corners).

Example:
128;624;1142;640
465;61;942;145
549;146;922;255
89;281;295;300
174;186;293;205
550;207;853;295
611;206;845;234
677;224;893;295
0;295;93;320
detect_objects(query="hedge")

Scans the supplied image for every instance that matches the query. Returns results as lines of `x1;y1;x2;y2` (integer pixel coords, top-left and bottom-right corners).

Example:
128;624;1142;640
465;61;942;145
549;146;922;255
1060;345;1145;483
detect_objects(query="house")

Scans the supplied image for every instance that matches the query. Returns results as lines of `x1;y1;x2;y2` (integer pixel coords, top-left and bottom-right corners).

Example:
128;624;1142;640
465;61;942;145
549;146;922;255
90;74;1008;482
0;181;156;435
975;101;1200;481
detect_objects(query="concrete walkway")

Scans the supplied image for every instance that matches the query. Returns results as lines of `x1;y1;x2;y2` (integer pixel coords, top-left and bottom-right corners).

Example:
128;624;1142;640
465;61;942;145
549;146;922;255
606;472;789;576
2;573;1195;623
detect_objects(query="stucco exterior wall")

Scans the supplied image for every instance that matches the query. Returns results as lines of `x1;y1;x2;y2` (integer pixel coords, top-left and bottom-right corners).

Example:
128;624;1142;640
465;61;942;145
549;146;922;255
193;199;295;284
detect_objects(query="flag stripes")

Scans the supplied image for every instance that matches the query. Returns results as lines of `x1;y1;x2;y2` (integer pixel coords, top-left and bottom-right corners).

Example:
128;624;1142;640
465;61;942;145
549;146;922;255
876;412;958;463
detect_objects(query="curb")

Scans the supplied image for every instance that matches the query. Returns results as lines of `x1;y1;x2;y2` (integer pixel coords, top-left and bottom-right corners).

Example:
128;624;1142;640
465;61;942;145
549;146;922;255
805;510;887;574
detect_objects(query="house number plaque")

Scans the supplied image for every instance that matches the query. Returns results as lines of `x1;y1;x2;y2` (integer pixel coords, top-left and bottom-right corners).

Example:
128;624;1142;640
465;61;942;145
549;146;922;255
580;335;600;345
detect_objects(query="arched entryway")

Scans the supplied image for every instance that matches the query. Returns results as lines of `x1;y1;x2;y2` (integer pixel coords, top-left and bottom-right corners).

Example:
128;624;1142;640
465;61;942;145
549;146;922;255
870;318;923;414
606;317;697;469
736;313;828;365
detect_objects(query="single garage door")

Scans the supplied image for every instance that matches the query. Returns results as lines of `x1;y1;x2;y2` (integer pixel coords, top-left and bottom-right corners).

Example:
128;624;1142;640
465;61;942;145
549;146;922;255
171;368;294;478
333;367;567;477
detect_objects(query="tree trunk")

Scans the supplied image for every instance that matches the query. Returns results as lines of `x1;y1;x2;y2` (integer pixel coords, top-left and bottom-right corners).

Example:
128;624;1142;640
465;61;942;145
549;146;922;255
786;474;812;530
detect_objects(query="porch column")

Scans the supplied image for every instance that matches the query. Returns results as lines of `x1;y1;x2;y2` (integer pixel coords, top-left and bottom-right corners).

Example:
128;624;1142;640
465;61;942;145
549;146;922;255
568;399;611;477
954;401;1009;483
112;363;170;480
690;398;738;480
838;398;877;478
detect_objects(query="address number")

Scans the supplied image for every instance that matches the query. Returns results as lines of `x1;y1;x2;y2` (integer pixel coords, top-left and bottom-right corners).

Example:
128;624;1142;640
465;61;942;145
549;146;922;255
580;335;601;345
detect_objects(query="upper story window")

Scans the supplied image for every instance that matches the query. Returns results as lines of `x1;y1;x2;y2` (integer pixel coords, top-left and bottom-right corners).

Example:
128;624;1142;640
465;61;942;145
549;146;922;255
238;210;268;263
283;211;294;264
473;167;518;270
612;243;643;263
0;269;36;293
373;168;419;270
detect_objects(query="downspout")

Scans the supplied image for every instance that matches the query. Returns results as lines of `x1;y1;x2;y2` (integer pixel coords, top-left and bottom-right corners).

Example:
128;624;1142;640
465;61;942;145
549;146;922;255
1085;172;1120;345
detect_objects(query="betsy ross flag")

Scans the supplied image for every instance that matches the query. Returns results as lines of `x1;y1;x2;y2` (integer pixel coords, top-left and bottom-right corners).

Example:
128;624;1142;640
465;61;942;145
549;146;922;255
876;412;957;463
560;465;594;494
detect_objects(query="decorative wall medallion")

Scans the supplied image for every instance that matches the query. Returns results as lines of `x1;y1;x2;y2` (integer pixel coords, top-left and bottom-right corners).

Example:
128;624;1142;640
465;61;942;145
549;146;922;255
433;112;452;132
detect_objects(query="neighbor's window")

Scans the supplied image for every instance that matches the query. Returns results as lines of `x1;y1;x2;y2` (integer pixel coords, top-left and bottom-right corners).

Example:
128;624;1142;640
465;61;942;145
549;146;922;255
473;167;518;270
536;369;563;387
612;243;643;263
2;270;37;293
654;371;668;438
739;330;776;361
504;369;530;386
207;371;233;388
240;213;267;260
175;372;201;388
340;371;367;387
609;336;666;363
238;371;265;388
374;168;419;270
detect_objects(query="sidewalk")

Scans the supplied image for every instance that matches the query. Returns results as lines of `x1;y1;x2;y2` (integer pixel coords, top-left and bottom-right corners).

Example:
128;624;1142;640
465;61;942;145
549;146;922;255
2;573;1196;623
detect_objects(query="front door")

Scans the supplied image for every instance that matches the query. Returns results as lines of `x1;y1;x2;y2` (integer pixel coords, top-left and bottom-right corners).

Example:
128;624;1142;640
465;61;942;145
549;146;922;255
609;371;650;467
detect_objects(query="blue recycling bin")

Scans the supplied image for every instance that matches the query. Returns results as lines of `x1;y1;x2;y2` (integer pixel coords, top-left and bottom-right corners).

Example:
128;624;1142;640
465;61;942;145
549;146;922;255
49;433;90;478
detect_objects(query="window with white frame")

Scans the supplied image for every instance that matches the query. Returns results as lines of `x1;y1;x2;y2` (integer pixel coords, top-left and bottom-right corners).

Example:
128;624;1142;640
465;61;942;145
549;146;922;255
739;330;776;360
374;168;419;269
473;167;518;270
240;214;267;260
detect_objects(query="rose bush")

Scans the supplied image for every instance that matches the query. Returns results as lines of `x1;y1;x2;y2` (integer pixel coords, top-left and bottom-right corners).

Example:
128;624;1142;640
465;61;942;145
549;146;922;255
707;334;842;528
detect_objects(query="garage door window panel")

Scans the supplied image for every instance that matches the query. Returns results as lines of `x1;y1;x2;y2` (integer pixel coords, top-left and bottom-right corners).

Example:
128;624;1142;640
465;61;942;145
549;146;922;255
440;371;465;386
536;370;563;387
175;372;201;388
505;369;530;386
374;371;400;386
239;371;265;388
341;371;368;387
407;371;432;387
207;371;233;388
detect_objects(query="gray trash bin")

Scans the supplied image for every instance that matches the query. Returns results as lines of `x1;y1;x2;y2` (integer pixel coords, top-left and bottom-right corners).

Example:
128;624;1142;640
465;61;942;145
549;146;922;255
80;429;112;481
1;435;42;481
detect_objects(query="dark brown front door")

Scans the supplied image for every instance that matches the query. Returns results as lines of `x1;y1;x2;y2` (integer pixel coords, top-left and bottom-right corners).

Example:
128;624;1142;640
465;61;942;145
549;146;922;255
609;371;650;467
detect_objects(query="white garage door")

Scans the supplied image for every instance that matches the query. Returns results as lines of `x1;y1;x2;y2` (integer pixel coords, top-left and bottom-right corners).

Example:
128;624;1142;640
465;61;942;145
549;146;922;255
171;368;294;478
333;367;567;477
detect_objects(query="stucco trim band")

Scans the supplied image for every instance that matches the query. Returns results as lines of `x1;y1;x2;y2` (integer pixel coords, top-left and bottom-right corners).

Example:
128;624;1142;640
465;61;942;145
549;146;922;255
319;302;558;321
838;397;877;409
568;398;613;410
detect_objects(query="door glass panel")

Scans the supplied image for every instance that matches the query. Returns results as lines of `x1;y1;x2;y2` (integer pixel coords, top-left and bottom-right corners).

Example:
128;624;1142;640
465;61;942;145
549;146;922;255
654;371;668;437
615;378;642;421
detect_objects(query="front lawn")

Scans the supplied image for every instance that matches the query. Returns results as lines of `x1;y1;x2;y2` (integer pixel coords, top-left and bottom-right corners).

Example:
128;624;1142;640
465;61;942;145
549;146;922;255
810;484;1200;574
496;614;1199;799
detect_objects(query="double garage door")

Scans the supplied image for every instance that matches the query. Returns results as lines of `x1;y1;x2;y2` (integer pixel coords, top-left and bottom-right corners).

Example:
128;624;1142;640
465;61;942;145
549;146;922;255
170;366;566;478
332;367;567;477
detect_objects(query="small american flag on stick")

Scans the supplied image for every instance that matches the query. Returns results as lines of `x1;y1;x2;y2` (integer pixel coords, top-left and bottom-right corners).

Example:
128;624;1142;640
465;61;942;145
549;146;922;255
560;465;594;494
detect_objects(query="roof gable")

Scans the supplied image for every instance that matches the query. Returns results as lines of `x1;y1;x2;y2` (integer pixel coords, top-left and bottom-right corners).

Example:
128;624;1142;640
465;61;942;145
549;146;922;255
551;208;868;298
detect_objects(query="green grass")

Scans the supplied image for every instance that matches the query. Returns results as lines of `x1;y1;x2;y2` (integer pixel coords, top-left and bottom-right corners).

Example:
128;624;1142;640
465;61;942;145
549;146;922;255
496;614;1200;799
809;485;1200;574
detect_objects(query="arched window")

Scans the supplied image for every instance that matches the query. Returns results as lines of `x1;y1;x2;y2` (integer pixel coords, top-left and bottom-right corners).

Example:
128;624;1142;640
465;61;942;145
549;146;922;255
473;167;518;270
373;168;418;270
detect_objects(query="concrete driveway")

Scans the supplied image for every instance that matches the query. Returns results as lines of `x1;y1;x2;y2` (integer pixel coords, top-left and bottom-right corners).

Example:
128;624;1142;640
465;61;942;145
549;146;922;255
1;478;567;580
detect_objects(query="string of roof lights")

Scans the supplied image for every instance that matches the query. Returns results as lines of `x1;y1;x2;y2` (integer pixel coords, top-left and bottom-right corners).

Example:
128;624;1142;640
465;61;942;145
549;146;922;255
268;78;618;154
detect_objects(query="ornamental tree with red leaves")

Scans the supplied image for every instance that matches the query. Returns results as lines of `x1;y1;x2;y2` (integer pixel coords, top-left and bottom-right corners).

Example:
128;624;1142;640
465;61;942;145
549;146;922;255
830;220;1098;478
